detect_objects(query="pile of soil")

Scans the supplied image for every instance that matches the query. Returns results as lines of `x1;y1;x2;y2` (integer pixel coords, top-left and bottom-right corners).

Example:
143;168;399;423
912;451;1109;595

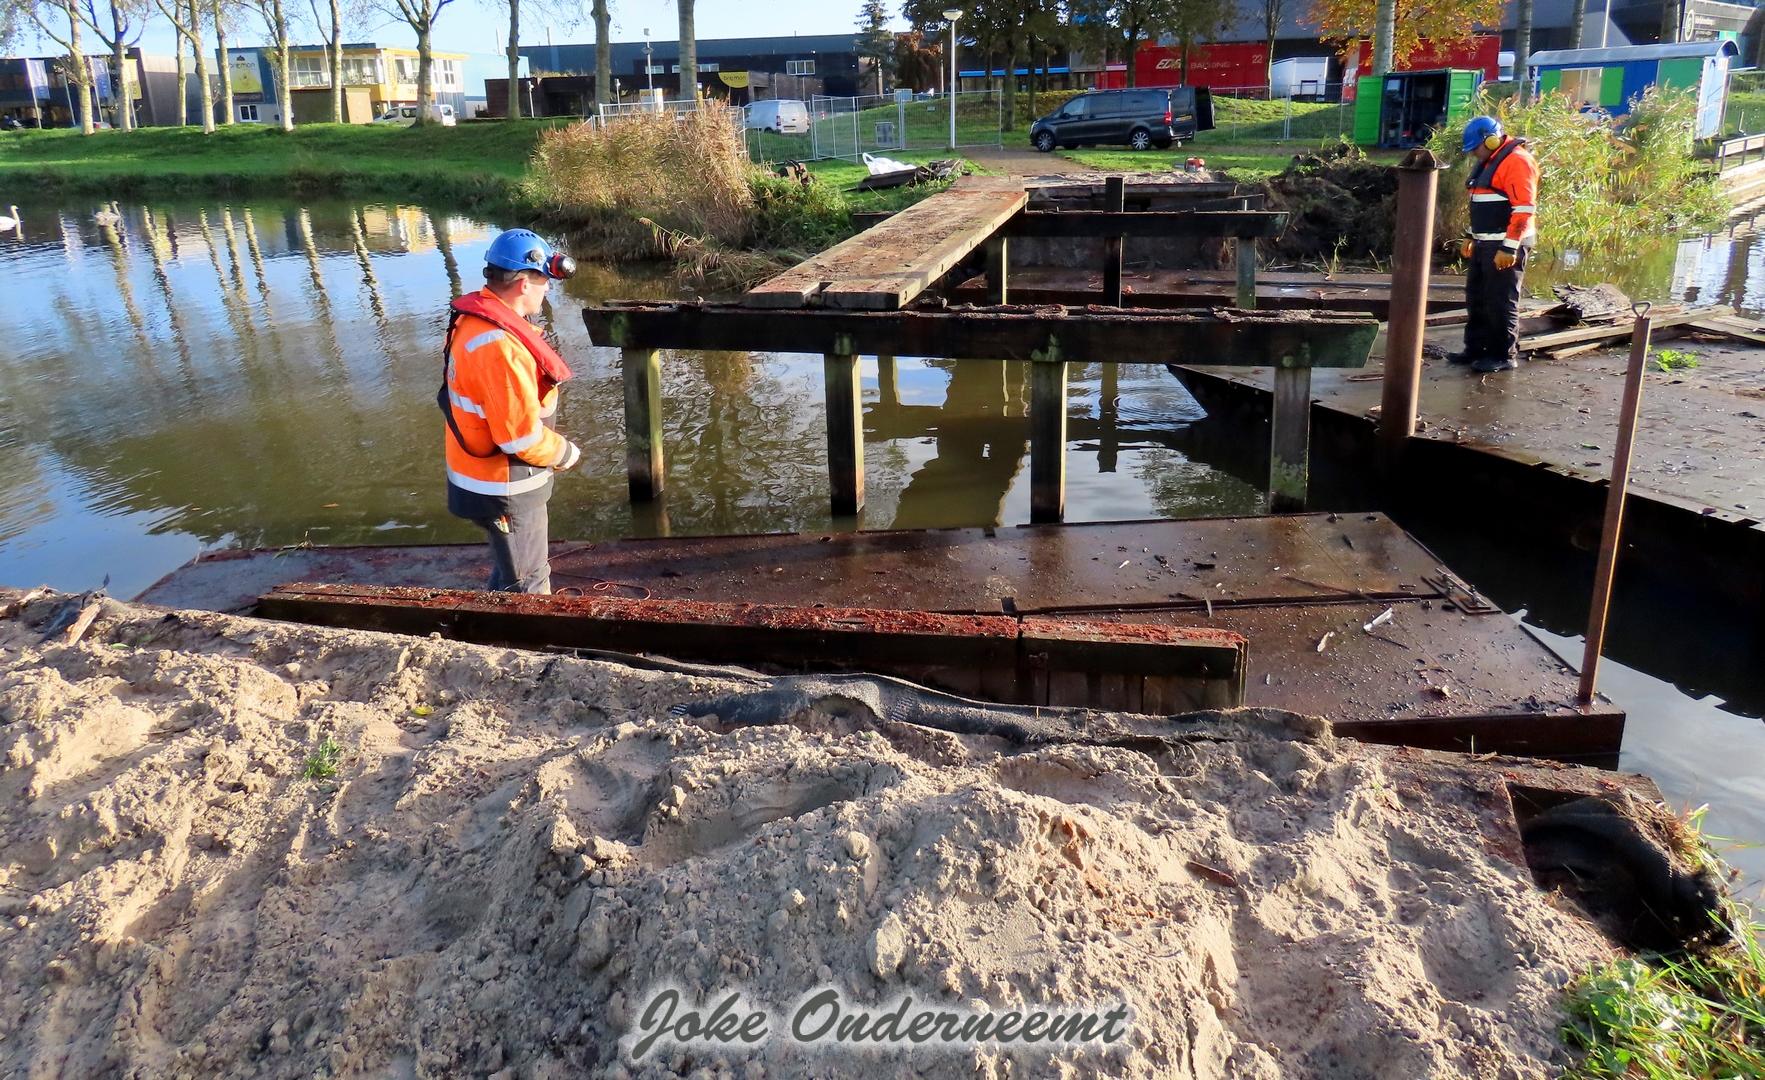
1258;145;1403;264
0;593;1616;1078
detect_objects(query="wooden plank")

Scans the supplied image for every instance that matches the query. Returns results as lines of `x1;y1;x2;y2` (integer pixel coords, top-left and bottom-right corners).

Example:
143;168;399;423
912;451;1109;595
1030;360;1068;523
823;353;864;517
621;348;664;502
1685;318;1765;347
586;303;1380;370
745;177;1027;311
1006;209;1288;238
1269;366;1310;512
1520;305;1720;351
984;237;1008;305
1235;237;1258;310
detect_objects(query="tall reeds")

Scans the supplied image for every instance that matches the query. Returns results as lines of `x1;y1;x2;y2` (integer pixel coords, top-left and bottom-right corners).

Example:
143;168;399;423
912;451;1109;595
528;108;759;250
1427;88;1727;256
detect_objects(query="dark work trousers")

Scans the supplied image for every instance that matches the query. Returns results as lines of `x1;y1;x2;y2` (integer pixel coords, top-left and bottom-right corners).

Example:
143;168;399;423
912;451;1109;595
1463;241;1528;363
448;482;553;594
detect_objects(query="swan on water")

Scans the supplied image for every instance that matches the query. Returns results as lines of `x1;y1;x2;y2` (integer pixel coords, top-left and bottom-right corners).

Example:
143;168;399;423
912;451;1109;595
93;204;122;228
0;206;18;231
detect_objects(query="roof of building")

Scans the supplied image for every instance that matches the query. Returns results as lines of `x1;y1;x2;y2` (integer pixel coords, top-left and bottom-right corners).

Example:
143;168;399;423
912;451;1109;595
521;33;860;73
1528;39;1741;67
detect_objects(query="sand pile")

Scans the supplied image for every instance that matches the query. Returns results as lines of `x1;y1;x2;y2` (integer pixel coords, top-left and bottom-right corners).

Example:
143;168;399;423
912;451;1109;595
0;593;1614;1078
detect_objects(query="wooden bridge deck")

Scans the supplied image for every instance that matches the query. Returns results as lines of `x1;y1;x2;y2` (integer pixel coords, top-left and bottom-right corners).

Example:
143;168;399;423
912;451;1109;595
744;176;1029;310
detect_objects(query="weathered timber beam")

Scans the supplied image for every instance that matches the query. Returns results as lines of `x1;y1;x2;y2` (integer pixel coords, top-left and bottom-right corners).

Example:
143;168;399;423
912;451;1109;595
1007;209;1288;239
584;303;1378;369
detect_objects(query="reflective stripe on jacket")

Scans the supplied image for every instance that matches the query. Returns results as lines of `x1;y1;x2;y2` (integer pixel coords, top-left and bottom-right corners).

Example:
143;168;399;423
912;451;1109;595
443;289;578;497
1467;137;1539;249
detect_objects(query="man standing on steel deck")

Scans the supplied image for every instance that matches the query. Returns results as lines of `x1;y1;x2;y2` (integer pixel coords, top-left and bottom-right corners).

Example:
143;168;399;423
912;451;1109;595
440;229;584;593
1452;115;1540;374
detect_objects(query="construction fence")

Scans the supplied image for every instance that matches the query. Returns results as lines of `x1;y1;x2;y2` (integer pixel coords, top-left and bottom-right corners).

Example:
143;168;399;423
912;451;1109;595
1202;84;1359;145
745;90;1003;164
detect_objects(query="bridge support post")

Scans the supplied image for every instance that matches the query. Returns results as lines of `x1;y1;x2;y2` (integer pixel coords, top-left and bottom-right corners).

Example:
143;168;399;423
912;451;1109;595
824;352;864;518
1030;359;1068;523
621;347;664;502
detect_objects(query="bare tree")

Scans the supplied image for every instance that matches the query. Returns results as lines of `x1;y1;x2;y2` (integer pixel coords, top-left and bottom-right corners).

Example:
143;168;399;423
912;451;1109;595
1514;0;1531;103
677;0;694;100
1568;0;1584;48
1261;0;1284;87
211;0;235;122
154;0;215;131
305;0;343;121
502;0;520;116
382;0;453;124
243;0;294;129
75;0;147;131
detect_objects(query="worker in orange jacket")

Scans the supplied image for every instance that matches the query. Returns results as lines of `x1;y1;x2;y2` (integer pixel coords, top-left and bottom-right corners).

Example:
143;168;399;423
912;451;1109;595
440;229;584;593
1452;115;1539;373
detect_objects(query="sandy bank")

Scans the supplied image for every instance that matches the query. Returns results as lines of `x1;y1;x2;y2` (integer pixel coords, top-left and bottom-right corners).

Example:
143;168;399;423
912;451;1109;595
0;591;1620;1078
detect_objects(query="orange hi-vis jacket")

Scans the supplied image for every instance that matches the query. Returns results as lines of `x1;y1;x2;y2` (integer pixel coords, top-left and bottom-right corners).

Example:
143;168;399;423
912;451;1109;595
1467;136;1539;251
443;289;581;498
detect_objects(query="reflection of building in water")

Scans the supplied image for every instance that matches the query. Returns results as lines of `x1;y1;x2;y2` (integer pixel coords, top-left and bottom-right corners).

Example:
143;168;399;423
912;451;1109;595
355;207;493;254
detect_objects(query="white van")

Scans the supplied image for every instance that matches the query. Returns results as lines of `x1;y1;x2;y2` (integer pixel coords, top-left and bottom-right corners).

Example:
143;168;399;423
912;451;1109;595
373;102;457;127
745;98;809;134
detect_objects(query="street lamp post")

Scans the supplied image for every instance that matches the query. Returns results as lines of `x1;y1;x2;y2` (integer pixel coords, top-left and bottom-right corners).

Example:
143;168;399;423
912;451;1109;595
643;28;653;93
943;7;962;151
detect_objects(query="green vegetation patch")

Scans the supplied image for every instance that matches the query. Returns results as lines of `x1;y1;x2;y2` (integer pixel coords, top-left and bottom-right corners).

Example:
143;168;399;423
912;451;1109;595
301;736;344;781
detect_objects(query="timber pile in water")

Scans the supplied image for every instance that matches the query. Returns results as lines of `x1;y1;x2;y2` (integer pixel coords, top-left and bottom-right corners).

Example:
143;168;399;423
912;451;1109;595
0;591;1662;1077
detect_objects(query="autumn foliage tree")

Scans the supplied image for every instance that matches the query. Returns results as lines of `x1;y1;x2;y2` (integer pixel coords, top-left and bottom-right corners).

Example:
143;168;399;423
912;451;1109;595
1305;0;1501;70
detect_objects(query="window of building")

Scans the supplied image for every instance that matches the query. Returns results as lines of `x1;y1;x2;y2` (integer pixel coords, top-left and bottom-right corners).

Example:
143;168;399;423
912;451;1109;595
342;56;379;84
438;59;459;88
395;57;418;83
669;62;720;73
238;103;259;121
786;59;814;76
1558;67;1603;107
292;54;327;88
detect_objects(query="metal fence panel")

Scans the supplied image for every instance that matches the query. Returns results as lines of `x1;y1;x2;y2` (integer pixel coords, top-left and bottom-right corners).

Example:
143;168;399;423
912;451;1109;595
1726;69;1765;136
1204;83;1357;145
747;90;1003;164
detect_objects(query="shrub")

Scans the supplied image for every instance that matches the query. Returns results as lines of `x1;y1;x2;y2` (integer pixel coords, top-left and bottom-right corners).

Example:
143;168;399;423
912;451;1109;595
1426;87;1727;256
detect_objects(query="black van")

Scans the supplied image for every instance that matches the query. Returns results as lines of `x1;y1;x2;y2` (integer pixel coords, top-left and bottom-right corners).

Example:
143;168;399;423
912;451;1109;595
1028;87;1215;152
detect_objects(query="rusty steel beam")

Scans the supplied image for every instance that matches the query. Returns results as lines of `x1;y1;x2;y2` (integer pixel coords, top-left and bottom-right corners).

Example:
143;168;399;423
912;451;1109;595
257;583;1249;712
584;303;1379;370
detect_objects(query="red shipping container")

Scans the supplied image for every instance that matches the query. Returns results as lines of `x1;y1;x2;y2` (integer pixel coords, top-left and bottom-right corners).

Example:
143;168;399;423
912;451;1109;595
1096;42;1270;91
1341;35;1499;100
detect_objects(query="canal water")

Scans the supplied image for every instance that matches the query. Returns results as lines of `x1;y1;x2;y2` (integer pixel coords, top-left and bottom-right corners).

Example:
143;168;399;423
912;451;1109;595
1;198;1760;893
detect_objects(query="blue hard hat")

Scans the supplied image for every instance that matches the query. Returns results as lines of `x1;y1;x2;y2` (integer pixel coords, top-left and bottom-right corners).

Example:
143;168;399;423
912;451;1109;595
485;228;574;279
1462;115;1503;152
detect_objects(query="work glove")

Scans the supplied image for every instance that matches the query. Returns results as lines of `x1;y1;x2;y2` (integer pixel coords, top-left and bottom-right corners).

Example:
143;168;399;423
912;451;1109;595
1493;249;1517;271
555;442;582;472
1459;238;1474;260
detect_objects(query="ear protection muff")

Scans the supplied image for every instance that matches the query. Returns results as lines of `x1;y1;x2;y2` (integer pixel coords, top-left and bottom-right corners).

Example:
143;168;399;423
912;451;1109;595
1484;133;1503;150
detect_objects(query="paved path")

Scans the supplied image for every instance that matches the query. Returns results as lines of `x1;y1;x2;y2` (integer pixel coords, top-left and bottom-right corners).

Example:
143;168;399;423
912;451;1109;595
967;146;1098;178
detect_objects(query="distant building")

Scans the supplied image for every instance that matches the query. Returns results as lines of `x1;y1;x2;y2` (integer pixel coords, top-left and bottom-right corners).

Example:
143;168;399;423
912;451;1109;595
220;44;468;125
0;51;206;128
494;34;872;114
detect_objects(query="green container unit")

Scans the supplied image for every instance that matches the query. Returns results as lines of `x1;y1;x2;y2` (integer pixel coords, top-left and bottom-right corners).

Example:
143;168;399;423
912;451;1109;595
1354;68;1482;148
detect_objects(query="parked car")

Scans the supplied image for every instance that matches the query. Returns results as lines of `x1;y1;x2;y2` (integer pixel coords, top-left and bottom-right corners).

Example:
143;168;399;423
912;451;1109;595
1029;87;1215;152
744;99;810;135
373;103;457;127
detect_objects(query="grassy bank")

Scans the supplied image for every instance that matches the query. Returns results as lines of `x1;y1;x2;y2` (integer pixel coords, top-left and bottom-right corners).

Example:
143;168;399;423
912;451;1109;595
0;121;567;210
0;119;963;281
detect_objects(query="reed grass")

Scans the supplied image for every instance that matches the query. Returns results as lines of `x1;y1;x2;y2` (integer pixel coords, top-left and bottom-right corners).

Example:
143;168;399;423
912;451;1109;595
1427;88;1728;257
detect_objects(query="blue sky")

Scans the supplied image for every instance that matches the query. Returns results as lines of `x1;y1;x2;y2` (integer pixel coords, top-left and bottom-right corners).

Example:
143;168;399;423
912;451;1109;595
17;0;910;99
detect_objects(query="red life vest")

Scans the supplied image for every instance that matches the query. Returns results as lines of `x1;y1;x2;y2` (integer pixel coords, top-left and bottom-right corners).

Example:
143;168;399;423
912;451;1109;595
448;291;573;396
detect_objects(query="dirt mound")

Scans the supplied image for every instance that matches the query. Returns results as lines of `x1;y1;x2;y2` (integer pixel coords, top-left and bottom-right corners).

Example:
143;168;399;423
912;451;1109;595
1260;146;1402;264
0;594;1613;1078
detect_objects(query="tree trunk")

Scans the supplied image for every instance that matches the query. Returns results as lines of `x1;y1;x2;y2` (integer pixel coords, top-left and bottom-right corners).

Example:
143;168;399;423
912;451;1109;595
678;0;696;102
111;35;132;131
1125;31;1139;88
328;0;343;121
68;3;95;135
1514;0;1532;104
506;0;521;118
1003;40;1017;130
274;3;294;131
176;39;188;125
1372;0;1395;76
593;0;611;104
1659;0;1682;44
1026;33;1037;118
1568;0;1586;49
416;21;434;124
189;0;214;132
213;0;236;124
